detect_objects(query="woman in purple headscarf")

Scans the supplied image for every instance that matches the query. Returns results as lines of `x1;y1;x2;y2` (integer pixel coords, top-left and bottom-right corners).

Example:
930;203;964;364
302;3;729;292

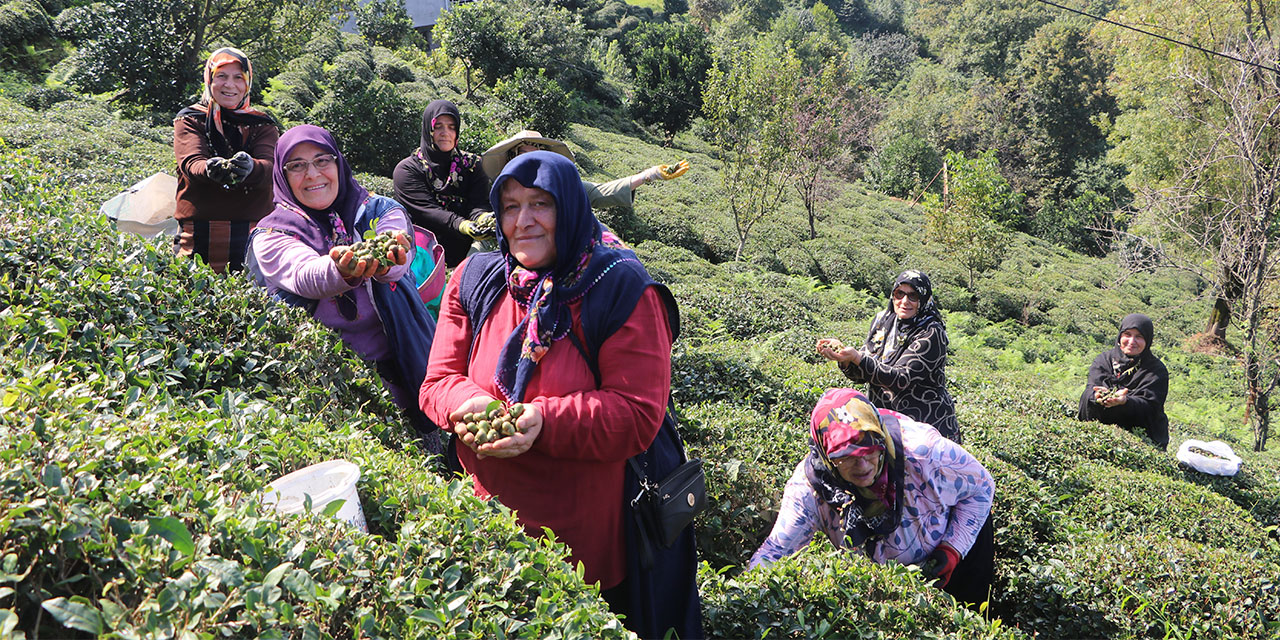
247;124;439;447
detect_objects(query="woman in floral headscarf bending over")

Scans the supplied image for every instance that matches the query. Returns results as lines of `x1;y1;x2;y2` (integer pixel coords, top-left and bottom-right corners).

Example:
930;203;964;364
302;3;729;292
750;388;995;606
818;269;960;443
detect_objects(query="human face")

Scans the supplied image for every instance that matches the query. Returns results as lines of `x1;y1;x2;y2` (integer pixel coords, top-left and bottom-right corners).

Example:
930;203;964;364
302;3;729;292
284;142;340;211
210;62;248;110
832;452;883;487
431;114;458;153
891;284;920;320
499;180;557;270
1118;328;1147;357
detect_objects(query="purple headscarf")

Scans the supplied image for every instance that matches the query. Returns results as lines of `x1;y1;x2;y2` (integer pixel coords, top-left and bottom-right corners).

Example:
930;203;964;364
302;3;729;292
272;124;368;238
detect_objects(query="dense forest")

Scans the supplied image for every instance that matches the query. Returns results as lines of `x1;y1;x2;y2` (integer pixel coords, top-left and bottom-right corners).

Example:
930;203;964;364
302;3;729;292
2;0;1279;637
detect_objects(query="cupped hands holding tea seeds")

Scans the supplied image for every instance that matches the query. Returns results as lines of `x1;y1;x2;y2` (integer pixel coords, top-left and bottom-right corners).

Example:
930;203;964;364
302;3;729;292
330;230;410;279
448;397;541;459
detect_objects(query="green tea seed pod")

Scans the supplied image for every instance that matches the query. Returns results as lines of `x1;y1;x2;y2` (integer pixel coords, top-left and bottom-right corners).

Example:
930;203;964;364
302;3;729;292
488;408;501;420
508;403;525;418
478;420;491;432
467;421;480;435
475;431;489;445
463;412;475;423
501;422;515;437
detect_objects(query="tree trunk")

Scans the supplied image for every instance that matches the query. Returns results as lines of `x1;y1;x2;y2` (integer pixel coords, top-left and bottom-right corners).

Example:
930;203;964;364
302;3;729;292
1205;296;1232;341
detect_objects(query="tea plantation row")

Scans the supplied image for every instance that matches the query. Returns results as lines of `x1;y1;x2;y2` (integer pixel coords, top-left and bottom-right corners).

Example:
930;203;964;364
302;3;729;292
2;88;1279;638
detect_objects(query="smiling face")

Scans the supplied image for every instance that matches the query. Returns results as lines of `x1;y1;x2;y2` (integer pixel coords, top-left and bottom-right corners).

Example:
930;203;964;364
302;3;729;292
209;61;248;110
431;114;458;153
284;142;340;211
499;179;557;270
832;452;883;487
1118;328;1147;357
891;284;920;320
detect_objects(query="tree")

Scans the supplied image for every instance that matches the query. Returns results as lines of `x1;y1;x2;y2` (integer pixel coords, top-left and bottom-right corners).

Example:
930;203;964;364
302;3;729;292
791;59;879;239
703;39;804;260
922;150;1022;290
355;0;418;49
492;68;572;138
624;21;712;139
435;0;520;98
54;0;342;111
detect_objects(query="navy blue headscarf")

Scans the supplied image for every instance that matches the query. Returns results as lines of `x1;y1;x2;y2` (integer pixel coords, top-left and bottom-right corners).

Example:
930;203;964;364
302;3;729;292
479;150;653;401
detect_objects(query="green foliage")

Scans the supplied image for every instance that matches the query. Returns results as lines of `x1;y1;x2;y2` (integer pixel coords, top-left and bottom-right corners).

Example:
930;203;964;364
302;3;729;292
53;0;189;110
435;0;520;95
264;39;418;176
848;29;919;92
623;21;712;138
700;550;1020;639
355;0;417;49
867;131;940;199
491;67;572;139
0;0;51;53
0;145;632;639
923;149;1022;289
905;0;1054;77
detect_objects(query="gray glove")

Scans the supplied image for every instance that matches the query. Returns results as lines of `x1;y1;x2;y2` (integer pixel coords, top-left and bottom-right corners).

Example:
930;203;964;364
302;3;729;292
206;156;234;185
227;151;253;184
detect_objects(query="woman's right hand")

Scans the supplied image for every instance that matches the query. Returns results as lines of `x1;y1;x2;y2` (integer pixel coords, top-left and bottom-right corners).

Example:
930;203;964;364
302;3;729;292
816;338;862;365
330;246;380;280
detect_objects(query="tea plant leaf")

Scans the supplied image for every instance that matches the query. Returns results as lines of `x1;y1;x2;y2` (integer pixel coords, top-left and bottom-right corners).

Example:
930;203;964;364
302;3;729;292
40;463;61;488
145;516;195;556
0;609;17;635
321;499;347;518
42;596;104;634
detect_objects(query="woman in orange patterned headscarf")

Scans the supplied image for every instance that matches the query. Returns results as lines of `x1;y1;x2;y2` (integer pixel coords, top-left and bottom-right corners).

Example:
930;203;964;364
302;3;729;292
173;46;279;274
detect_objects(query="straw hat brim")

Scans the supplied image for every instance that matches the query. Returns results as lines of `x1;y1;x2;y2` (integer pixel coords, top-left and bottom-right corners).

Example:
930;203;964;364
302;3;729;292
481;132;575;179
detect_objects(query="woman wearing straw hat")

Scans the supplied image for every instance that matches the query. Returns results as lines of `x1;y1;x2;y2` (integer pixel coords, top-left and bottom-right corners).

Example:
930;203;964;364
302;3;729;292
173;46;278;274
481;130;690;210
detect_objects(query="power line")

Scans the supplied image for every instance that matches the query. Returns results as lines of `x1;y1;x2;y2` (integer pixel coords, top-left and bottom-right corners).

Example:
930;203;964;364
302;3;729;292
1031;0;1280;75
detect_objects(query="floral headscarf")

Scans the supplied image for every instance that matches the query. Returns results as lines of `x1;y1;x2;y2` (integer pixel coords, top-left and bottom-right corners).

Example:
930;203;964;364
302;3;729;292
804;388;906;551
175;47;274;158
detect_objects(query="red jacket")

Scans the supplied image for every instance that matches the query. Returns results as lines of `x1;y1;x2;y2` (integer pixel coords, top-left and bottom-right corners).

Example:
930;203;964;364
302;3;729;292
420;259;673;589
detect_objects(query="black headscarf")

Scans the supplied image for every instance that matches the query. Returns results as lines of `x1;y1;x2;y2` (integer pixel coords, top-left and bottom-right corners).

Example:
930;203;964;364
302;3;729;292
417;99;462;180
866;269;945;361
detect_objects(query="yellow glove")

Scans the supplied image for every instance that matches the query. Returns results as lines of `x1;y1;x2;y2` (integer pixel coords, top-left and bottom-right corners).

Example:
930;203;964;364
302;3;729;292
658;159;690;179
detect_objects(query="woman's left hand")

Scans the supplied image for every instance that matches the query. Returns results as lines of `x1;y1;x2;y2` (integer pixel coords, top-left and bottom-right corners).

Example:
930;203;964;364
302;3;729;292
373;232;412;277
476;403;542;459
1101;388;1129;407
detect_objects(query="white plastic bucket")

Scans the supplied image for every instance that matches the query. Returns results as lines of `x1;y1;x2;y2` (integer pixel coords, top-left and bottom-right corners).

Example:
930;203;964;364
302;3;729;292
263;459;367;532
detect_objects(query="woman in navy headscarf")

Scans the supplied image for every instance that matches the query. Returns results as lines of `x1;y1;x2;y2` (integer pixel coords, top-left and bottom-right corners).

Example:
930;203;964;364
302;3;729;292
419;150;701;639
247;124;439;449
818;270;961;443
1078;313;1170;449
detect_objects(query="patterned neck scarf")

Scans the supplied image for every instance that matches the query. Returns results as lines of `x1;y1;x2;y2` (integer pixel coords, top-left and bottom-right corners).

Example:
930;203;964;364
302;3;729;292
486;151;645;401
804;388;906;551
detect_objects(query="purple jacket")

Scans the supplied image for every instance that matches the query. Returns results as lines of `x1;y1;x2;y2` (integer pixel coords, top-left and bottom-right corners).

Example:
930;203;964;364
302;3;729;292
251;195;412;362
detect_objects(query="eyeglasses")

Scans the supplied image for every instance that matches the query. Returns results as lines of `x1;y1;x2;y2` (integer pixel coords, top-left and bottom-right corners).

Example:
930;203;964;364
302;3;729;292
831;453;881;472
282;154;337;175
892;289;921;303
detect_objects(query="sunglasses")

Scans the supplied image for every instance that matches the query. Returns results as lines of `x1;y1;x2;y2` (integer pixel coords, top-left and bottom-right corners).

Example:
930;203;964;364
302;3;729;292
892;289;921;303
282;154;337;175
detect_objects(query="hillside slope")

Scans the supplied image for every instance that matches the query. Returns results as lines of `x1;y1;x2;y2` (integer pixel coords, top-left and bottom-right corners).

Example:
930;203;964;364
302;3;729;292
2;93;1279;638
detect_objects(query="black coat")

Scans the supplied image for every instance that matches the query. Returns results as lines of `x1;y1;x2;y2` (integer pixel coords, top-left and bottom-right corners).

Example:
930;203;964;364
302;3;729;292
1078;346;1170;449
842;309;960;443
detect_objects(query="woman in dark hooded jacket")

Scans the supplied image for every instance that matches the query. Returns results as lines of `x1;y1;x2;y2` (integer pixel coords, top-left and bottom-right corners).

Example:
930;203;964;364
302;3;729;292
817;270;961;443
1078;313;1170;449
392;99;494;267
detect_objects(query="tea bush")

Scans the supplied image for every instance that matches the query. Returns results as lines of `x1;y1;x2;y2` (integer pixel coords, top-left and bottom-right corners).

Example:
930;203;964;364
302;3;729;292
0;145;631;638
699;548;1021;639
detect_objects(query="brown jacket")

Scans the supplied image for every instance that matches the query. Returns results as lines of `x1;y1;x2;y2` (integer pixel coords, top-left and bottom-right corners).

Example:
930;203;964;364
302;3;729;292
173;115;278;222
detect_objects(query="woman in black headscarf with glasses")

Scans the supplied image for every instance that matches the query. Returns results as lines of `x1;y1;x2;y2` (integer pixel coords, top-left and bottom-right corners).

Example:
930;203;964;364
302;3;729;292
817;269;960;443
1078;313;1170;449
